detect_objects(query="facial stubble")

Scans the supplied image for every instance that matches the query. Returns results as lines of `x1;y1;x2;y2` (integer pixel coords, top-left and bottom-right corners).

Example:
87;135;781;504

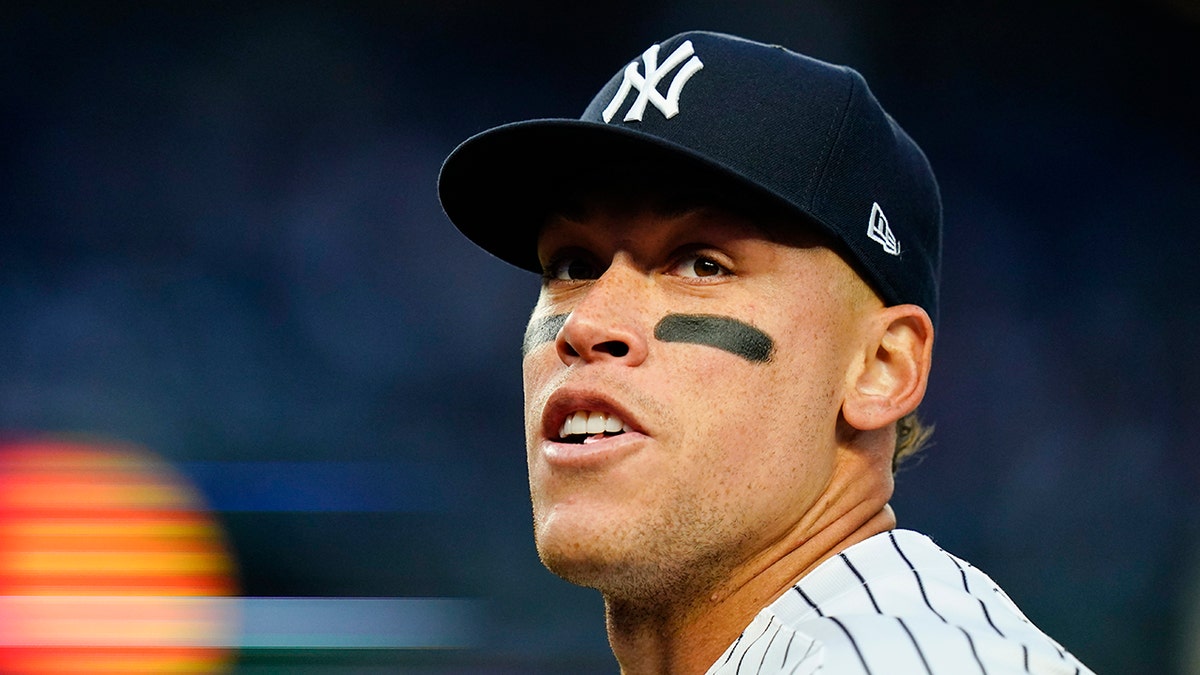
524;312;779;607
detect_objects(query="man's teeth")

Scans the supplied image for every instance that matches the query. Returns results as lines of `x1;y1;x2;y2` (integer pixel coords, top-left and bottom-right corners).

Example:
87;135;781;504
559;411;630;439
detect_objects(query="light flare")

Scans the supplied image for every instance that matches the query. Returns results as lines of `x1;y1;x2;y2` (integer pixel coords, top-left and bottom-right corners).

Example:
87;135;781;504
0;437;238;674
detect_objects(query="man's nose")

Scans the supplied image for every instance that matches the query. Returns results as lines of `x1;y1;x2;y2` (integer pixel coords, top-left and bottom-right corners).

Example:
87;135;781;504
555;262;650;367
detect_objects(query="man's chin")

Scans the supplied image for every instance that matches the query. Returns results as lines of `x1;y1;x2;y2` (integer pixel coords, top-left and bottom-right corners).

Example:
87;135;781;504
535;538;692;606
535;540;615;589
535;539;648;596
531;507;632;581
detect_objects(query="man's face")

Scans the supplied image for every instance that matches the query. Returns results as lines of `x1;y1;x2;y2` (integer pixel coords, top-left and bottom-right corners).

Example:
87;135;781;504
521;200;879;601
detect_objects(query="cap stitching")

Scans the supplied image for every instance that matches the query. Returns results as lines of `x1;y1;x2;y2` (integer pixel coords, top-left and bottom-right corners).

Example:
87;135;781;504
805;68;857;212
813;73;905;308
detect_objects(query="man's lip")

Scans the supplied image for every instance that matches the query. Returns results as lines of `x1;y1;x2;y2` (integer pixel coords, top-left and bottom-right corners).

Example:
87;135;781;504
540;430;648;468
540;388;645;443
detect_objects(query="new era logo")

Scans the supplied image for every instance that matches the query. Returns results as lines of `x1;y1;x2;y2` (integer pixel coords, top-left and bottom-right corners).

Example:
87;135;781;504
867;202;900;256
602;40;704;123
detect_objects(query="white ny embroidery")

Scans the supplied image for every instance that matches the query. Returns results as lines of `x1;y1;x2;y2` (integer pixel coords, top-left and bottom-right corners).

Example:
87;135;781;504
602;40;704;123
867;202;901;256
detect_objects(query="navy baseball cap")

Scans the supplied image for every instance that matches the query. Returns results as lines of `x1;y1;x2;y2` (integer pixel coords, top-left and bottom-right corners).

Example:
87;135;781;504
438;31;942;324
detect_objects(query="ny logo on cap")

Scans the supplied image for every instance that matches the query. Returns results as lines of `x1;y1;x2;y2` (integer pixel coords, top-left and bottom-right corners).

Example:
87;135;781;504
602;40;704;123
868;202;901;256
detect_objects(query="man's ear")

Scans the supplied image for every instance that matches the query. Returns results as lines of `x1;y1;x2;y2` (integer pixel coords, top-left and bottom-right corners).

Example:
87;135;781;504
842;304;934;431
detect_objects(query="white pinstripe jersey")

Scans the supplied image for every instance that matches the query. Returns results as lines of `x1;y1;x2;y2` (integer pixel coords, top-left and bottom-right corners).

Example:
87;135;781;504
706;530;1093;675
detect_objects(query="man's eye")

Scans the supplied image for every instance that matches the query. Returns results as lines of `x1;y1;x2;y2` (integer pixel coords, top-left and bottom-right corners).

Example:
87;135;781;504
547;257;598;281
673;254;729;279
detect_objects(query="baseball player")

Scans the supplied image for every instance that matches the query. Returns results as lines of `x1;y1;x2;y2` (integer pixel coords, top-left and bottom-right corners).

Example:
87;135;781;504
439;31;1093;674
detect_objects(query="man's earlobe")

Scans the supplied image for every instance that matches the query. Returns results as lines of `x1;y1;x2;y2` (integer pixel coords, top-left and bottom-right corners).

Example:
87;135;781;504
842;305;934;431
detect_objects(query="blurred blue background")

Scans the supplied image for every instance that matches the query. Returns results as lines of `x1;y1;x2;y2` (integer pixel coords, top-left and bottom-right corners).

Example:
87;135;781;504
2;1;1198;672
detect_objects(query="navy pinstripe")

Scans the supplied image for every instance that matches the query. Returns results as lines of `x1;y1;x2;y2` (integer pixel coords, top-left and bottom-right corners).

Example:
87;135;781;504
704;530;1094;675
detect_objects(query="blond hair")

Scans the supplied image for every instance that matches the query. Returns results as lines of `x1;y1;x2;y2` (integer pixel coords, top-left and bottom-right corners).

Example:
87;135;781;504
894;411;934;472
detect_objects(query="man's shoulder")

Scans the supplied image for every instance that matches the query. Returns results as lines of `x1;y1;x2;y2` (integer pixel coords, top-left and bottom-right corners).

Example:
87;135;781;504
781;529;1022;628
706;530;1093;675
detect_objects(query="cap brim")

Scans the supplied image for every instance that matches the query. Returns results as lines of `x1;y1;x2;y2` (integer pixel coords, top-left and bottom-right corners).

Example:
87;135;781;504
437;118;801;274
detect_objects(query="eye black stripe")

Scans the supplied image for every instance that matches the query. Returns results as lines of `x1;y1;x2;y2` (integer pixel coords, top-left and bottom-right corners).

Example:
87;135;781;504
521;314;569;356
522;313;776;364
654;314;774;363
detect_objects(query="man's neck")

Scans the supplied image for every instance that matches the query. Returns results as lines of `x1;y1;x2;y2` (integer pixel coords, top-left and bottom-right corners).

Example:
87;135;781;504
602;477;896;675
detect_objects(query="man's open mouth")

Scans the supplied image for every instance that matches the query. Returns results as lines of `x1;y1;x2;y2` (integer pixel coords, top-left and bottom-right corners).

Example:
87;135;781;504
557;411;631;444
